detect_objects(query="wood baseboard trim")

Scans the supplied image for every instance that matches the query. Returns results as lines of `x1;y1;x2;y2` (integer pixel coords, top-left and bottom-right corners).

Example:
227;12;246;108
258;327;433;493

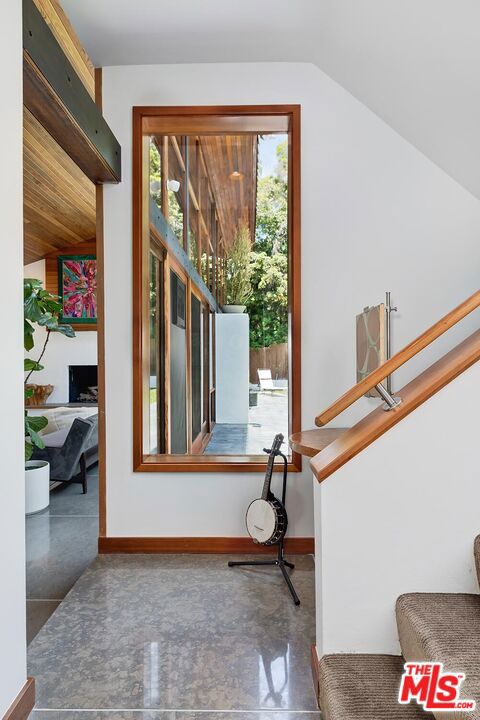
310;645;321;709
2;678;35;720
98;536;314;554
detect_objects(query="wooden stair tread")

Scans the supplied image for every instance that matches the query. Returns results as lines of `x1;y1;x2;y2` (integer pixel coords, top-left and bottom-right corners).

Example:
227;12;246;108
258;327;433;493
289;428;348;457
312;329;480;482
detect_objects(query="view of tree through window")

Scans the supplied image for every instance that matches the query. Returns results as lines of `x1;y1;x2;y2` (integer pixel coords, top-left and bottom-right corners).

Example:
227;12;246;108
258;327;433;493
141;121;296;461
247;135;288;350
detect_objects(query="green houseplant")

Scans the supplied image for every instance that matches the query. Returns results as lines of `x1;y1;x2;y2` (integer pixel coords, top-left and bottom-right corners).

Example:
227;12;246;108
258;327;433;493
223;222;252;313
24;278;75;460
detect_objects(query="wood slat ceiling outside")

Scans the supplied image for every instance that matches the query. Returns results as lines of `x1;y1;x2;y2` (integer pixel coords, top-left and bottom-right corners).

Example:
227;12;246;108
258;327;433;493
24;108;96;264
199;135;257;250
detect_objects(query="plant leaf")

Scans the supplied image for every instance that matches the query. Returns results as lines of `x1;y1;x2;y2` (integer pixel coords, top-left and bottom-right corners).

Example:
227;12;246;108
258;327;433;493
24;319;35;351
26;427;45;450
42;297;62;313
24;294;43;322
26;415;48;433
56;324;76;338
24;358;44;372
24;278;42;298
25;387;34;400
24;334;34;352
37;312;56;328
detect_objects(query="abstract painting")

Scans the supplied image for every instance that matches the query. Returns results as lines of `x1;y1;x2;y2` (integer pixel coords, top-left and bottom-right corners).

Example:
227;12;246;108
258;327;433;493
58;255;97;324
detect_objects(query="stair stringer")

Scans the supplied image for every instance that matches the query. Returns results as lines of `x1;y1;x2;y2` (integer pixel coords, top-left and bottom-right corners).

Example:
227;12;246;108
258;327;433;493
313;360;480;656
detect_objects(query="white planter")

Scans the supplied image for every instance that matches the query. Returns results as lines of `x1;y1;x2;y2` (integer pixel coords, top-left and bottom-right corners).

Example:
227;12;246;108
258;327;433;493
25;460;50;515
222;304;246;314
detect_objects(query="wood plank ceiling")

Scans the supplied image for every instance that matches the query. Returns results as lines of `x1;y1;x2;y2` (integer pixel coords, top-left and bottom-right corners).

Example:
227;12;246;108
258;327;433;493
199;135;258;249
24;108;96;264
24;0;96;265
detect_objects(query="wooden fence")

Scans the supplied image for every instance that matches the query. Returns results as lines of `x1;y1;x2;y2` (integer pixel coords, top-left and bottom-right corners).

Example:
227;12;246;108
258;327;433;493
249;343;288;384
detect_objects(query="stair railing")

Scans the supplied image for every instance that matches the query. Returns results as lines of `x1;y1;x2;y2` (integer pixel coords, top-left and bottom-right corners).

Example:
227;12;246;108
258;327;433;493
315;290;480;427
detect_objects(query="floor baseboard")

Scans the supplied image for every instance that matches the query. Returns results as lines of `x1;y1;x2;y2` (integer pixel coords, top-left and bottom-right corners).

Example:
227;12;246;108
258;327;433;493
311;645;321;709
98;536;314;554
2;678;35;720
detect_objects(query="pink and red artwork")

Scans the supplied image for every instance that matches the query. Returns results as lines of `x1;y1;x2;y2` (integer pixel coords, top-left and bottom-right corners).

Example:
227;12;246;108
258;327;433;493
58;255;97;323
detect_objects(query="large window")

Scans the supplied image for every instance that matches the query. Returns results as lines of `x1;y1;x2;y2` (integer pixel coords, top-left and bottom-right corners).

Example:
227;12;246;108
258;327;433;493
133;106;301;472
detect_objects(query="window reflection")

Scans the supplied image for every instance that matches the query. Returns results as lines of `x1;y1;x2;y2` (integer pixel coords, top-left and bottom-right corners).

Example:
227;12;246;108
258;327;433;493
258;640;290;708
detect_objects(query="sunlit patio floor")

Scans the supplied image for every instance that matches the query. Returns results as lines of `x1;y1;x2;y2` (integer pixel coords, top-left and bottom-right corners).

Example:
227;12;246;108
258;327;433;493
204;391;289;455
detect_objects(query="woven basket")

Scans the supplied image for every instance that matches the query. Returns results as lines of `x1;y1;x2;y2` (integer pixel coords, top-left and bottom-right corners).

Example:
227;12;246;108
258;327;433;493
25;384;54;406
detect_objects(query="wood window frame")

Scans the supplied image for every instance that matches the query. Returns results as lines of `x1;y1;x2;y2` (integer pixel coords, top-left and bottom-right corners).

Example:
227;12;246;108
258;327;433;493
133;105;301;473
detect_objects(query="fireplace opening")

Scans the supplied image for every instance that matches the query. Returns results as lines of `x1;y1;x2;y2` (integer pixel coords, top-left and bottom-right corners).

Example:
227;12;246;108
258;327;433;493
69;365;98;403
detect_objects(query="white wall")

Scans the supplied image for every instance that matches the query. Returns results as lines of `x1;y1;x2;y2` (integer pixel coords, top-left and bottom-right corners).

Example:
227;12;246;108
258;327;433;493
0;0;27;714
216;313;249;424
102;62;480;538
315;361;480;655
24;260;97;403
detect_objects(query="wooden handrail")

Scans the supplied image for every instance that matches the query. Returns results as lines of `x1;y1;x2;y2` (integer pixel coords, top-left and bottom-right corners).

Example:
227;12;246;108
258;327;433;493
311;329;480;481
315;290;480;427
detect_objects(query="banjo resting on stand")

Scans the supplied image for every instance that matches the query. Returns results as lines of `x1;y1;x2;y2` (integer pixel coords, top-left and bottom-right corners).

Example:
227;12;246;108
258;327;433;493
246;433;288;545
228;433;300;606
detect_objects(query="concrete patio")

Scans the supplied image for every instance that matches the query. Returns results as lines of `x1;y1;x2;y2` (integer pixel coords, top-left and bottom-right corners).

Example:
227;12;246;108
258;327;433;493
204;390;289;455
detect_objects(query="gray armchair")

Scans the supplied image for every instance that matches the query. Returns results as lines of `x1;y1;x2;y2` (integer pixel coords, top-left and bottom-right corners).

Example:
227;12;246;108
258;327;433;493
32;414;98;494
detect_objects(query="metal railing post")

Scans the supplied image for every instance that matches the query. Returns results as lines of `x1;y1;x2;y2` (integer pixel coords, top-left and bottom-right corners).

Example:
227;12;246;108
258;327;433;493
375;382;402;410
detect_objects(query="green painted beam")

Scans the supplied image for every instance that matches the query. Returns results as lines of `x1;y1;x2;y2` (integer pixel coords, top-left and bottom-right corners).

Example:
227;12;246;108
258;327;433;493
23;0;121;184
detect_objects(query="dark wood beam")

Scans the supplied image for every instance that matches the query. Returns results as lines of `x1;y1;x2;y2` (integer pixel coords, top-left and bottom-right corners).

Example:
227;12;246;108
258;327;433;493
23;0;121;184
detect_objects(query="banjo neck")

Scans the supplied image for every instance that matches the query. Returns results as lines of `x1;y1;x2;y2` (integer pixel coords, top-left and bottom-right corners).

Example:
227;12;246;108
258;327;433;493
261;453;276;500
261;433;284;500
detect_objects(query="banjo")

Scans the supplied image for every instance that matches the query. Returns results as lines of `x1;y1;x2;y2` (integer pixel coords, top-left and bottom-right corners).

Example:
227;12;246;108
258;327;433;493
246;433;288;546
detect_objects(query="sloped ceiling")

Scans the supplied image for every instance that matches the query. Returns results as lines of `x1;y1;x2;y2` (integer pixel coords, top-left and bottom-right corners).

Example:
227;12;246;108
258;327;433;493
62;0;480;200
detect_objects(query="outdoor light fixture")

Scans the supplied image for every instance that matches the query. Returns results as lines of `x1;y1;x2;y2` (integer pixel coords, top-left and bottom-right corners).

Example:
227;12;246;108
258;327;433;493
167;179;180;192
229;170;243;180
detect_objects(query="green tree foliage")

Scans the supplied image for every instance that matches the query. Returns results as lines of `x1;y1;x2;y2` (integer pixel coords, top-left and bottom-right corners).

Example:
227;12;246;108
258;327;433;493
254;174;288;255
247;251;288;349
275;139;288;182
246;137;289;348
150;141;161;206
150;141;184;241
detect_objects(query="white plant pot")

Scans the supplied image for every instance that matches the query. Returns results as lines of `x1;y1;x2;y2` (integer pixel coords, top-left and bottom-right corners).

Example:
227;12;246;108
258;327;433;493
25;460;50;515
222;304;246;314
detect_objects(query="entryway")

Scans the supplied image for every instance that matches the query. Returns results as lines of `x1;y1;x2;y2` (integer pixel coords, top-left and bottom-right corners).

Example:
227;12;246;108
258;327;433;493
28;553;318;716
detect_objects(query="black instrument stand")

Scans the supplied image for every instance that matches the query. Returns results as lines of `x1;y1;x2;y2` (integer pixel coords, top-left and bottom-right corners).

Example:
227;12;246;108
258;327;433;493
228;450;300;606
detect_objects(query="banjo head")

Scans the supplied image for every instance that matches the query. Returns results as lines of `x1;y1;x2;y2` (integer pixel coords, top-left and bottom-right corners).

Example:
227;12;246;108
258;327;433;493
246;498;277;543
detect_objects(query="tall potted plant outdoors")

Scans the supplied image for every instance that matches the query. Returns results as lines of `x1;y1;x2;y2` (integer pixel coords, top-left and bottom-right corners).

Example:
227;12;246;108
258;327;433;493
24;278;75;514
223;222;252;313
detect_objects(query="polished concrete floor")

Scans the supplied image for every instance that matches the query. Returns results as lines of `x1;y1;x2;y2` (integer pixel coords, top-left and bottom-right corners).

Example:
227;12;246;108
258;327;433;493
205;392;289;455
31;714;320;719
26;468;99;644
28;552;318;719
